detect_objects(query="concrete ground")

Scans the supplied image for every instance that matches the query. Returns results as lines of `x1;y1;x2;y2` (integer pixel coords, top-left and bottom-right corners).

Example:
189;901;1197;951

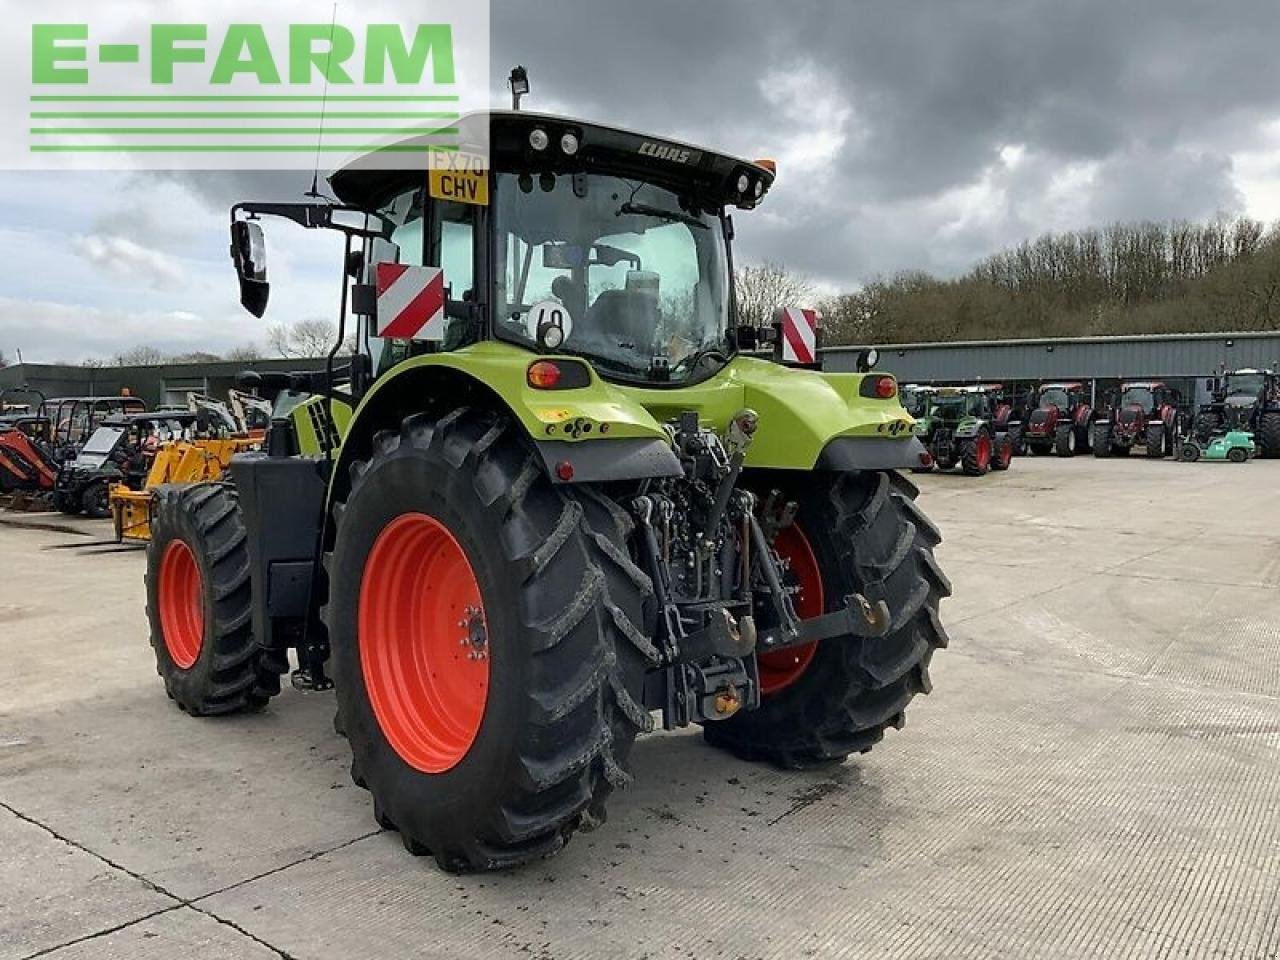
1;454;1278;960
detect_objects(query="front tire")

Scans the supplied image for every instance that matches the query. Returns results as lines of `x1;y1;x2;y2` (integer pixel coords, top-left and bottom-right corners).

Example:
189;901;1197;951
81;479;111;518
146;484;286;715
1093;424;1112;457
1145;423;1166;458
1054;424;1076;457
326;409;657;872
704;471;950;768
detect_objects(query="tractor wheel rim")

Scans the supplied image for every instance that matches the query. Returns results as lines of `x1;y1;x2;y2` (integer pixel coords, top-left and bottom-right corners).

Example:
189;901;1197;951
158;539;203;669
758;524;823;696
976;434;992;468
359;513;489;774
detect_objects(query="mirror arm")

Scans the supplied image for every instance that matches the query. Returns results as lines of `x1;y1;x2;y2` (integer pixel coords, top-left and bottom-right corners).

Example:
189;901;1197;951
230;202;391;240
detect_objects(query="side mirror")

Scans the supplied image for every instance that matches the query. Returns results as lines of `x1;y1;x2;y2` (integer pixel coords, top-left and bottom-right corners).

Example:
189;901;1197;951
230;221;269;318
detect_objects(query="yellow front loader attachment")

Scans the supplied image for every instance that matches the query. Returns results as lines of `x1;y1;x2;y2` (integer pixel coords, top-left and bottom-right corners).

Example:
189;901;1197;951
111;438;259;542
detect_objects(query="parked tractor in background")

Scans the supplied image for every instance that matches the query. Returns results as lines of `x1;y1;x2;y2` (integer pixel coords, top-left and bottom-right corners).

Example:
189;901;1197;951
912;385;1013;475
1193;368;1280;459
141;107;951;873
1019;382;1093;457
900;384;934;419
1093;381;1184;458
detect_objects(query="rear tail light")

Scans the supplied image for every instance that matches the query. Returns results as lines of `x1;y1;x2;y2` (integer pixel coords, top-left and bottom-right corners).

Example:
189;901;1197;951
526;359;591;390
860;375;898;399
527;361;561;389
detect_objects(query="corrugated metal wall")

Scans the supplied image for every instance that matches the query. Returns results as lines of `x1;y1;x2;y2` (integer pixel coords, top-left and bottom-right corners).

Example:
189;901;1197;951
824;332;1280;381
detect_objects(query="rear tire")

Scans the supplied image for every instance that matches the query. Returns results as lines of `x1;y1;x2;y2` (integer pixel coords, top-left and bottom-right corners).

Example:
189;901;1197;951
960;428;993;476
326;408;657;872
990;435;1013;471
53;490;79;515
704;471;950;768
1228;447;1248;463
1257;412;1280;458
1092;424;1112;457
146;484;286;715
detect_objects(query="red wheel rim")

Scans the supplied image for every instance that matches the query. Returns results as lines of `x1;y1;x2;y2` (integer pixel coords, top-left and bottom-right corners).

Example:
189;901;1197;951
359;513;490;774
158;539;203;669
758;524;824;696
999;441;1012;467
976;434;992;469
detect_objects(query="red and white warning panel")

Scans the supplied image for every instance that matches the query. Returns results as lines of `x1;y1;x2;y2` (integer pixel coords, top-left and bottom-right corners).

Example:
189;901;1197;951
777;306;820;365
375;263;446;341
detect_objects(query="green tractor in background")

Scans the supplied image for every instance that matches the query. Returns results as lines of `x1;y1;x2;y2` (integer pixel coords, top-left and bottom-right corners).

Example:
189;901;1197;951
911;385;1014;476
141;109;951;873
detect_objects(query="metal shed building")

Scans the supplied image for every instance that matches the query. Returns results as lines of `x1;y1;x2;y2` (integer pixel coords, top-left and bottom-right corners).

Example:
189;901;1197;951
824;330;1280;408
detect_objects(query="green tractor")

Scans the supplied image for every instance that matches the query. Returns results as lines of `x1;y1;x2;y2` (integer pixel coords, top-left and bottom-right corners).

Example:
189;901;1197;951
142;109;950;873
911;385;1014;475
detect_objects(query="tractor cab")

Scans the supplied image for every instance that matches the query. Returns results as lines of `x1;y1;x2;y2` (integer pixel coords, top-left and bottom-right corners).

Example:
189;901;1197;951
900;384;935;418
46;396;147;459
231;110;777;406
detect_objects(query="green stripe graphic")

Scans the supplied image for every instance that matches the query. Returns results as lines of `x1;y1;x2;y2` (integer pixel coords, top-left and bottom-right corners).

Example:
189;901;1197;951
30;95;460;103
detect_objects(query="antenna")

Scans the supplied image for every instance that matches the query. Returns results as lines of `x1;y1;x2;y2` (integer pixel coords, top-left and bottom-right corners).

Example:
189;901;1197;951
306;1;340;200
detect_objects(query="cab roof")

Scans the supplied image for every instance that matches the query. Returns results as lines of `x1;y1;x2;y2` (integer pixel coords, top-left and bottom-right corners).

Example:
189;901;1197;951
1041;382;1084;390
331;111;776;213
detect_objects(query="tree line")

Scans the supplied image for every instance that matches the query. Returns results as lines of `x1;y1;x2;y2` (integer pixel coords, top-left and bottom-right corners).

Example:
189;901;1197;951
737;216;1280;346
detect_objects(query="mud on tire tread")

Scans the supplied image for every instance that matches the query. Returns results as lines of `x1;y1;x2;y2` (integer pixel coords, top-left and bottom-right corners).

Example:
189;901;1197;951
703;470;950;769
146;483;286;715
326;408;658;873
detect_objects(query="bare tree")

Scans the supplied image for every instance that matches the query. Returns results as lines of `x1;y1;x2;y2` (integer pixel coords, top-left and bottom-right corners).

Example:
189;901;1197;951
0;349;8;368
734;262;815;328
169;351;223;364
267;318;352;358
225;343;264;362
114;345;167;366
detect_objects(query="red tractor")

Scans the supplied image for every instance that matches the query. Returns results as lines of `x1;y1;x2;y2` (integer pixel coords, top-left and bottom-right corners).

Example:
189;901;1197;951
1019;382;1093;457
1093;381;1183;458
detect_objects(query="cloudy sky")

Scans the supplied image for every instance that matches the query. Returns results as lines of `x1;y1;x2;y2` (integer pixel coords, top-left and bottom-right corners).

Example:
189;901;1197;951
3;0;1280;363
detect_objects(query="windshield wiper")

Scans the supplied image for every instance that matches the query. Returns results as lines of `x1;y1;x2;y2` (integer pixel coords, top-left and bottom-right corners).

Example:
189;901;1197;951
616;201;708;230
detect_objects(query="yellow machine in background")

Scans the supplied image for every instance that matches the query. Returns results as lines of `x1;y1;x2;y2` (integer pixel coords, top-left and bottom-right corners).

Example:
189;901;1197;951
111;437;259;542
